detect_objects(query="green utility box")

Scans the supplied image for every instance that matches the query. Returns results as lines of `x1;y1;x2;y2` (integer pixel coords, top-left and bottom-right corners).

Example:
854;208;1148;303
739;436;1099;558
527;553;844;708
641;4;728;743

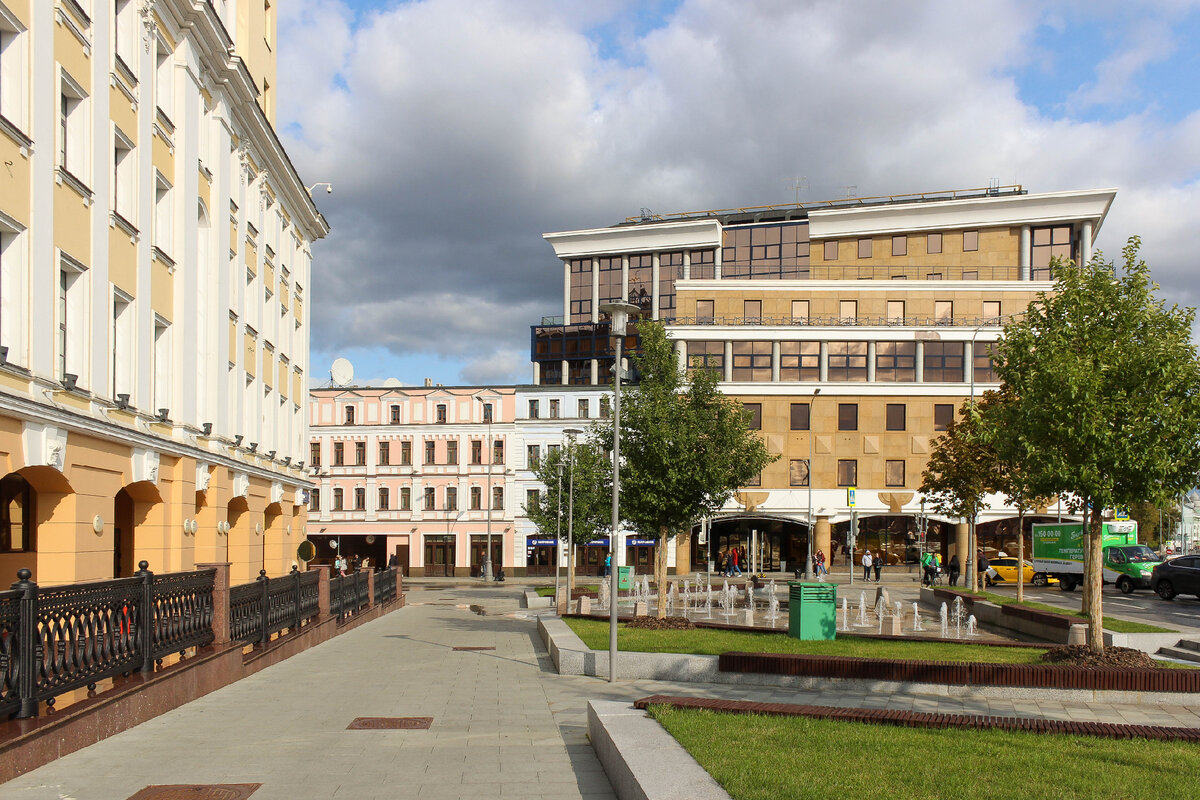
788;582;837;640
618;566;633;591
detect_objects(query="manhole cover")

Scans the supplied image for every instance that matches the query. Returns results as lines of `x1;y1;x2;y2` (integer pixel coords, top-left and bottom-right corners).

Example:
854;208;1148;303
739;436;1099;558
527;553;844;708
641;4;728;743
452;646;495;651
347;717;433;730
126;786;261;800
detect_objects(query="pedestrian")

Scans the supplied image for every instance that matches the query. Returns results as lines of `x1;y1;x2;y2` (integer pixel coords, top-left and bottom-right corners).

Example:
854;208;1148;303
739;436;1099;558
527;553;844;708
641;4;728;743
603;552;612;578
948;554;960;586
977;549;990;588
731;546;742;577
873;551;883;582
932;553;942;585
861;550;872;581
351;554;362;573
815;549;827;578
920;551;932;587
387;552;398;569
719;550;729;577
336;555;347;577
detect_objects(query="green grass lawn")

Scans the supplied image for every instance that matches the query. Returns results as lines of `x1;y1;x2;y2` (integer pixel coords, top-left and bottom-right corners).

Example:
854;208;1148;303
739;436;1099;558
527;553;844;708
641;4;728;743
534;584;599;597
949;589;1174;633
650;706;1200;800
563;617;1050;663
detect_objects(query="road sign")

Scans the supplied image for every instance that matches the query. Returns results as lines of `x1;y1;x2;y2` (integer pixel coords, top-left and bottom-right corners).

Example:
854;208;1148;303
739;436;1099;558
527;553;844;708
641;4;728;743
847;487;856;507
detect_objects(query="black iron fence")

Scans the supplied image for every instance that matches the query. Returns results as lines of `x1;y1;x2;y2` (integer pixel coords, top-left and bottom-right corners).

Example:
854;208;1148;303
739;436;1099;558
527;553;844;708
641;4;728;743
374;568;397;606
328;572;371;620
1;563;215;720
229;568;322;646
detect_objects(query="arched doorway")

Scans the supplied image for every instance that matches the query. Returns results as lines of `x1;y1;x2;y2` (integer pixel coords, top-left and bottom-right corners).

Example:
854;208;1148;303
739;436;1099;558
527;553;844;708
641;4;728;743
0;472;36;579
112;481;160;578
227;496;251;583
263;503;284;576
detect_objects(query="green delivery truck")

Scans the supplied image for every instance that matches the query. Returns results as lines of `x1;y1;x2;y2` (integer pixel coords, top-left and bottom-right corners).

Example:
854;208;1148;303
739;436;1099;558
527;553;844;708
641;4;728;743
1031;520;1162;594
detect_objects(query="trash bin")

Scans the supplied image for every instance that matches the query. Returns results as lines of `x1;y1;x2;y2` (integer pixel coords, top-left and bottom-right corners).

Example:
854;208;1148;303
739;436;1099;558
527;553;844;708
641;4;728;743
788;582;837;640
617;566;633;591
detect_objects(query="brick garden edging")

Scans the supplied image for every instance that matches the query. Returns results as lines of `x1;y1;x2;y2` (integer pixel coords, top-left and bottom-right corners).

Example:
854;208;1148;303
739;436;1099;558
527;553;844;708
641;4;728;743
634;694;1200;742
717;651;1200;693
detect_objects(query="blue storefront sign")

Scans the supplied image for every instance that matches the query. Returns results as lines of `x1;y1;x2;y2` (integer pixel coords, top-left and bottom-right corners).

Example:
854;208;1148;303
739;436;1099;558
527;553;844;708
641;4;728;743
526;538;557;546
627;539;657;547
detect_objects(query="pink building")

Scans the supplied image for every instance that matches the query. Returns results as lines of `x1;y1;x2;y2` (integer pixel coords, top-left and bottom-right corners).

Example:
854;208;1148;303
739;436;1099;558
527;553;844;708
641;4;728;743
308;385;516;576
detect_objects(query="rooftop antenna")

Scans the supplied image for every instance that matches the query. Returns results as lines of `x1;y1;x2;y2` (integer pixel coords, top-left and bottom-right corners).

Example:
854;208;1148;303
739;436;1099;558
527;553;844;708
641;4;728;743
842;185;858;200
330;357;354;387
788;176;809;206
987;178;1000;195
638;207;654;222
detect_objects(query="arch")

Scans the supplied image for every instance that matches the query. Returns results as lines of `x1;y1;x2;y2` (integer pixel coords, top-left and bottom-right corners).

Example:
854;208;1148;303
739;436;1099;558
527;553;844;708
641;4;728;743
263;502;285;576
227;495;252;583
0;472;37;581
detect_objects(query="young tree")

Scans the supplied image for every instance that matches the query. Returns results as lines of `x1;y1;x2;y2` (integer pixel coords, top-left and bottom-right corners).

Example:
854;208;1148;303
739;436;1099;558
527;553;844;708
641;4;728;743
598;321;775;617
523;440;611;593
995;238;1200;652
919;402;996;592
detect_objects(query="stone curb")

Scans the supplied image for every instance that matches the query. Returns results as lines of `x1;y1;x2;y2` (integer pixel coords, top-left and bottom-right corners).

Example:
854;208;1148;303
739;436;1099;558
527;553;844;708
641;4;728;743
522;588;552;609
587;700;731;800
538;615;1200;707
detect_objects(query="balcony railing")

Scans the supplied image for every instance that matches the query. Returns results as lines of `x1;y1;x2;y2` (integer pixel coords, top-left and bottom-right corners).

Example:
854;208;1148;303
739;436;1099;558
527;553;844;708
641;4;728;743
666;313;1019;328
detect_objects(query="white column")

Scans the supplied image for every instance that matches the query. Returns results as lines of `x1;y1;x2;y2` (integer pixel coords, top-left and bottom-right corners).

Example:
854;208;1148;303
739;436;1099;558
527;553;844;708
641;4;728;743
562;260;571;322
915;341;925;383
590;257;599;323
590;358;599;385
682;250;691;280
771;341;781;382
819;341;829;383
561;360;568;386
651;252;660;320
621;254;629;301
723;341;733;382
676;340;688;373
866;341;876;382
1080;221;1094;266
963;340;973;386
1019;225;1031;280
713;241;722;280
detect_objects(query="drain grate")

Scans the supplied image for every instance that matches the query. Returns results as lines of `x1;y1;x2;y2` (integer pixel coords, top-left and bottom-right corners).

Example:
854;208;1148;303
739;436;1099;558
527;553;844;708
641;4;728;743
347;716;433;730
452;646;496;651
126;786;261;800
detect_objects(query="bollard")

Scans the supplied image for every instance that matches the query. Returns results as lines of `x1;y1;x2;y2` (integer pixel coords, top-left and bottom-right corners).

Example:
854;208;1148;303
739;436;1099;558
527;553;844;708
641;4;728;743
135;561;155;672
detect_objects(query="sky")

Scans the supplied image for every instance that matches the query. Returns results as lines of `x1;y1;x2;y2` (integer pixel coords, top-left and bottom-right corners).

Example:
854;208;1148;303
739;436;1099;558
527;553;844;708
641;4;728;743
276;0;1200;389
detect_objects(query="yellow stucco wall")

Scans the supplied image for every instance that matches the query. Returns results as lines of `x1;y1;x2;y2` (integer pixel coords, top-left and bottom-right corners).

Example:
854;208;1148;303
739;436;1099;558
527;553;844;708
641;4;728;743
151;256;173;320
109;229;138;296
55;22;92;94
53;183;90;263
0;134;30;225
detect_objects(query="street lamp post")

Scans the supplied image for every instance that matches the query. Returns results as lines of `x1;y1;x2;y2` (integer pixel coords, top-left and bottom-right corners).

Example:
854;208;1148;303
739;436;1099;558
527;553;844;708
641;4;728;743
600;301;639;684
562;427;583;607
805;388;821;580
554;462;563;605
477;397;494;581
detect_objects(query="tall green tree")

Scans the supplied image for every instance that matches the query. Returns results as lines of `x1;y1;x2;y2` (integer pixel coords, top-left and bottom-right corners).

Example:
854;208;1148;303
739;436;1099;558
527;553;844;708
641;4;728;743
598;321;775;617
995;237;1200;652
523;440;611;593
919;401;996;592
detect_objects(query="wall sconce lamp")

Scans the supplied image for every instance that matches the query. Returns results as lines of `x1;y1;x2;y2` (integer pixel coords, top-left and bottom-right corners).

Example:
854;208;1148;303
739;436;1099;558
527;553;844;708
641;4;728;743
202;422;213;436
248;442;259;453
156;408;171;423
233;434;244;447
116;393;131;410
61;373;79;391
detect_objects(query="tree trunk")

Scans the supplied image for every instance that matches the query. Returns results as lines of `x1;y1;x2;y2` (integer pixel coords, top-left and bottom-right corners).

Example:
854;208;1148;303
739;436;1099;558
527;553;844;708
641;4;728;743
967;515;977;592
1080;506;1090;615
1086;508;1105;654
655;526;670;619
1016;508;1025;605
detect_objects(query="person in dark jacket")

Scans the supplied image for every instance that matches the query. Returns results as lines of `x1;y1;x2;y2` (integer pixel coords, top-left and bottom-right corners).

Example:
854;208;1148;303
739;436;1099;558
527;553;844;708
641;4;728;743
948;554;960;586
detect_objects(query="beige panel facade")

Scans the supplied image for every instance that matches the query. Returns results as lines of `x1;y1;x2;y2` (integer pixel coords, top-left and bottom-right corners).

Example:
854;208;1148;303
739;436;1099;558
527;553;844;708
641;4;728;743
53;183;91;260
0;134;30;224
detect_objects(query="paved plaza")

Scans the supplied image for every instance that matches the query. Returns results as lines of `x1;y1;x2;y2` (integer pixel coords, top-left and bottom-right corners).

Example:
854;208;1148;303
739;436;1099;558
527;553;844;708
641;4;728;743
4;583;1200;799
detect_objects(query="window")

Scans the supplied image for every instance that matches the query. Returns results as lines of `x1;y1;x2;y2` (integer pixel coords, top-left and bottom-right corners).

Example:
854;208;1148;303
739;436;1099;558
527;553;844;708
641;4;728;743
59;73;88;178
569;258;592;322
155;36;173;119
732;341;771;381
58;260;88;384
354;487;365;511
333;442;345;466
378;487;389;510
492;486;504;511
857;238;872;259
152;318;170;411
927;233;942;254
891;235;907;256
696;299;715;324
598;255;622;306
547;444;561;459
0;9;29;131
974;341;998;382
627;252;652;311
659;250;681;317
528;399;539;419
399;487;411;511
983;300;1002;323
578;398;589;418
687;341;724;377
789;459;810;487
378;441;390;466
875;342;916;381
824;241;838;261
839;300;857;324
424;440;435;464
1032;226;1073;279
446;440;458;465
436;404;447;423
933;404;954;431
470;486;481;510
719;222;810;280
153;172;173;256
526;489;540;510
962;230;979;252
828;342;868;381
885;460;906;487
934;300;953;325
886;300;905;324
332;488;344;510
600;396;611;418
390;404;401;423
744;300;761;323
837;459;857;487
743;403;762;430
0;217;27;363
424;487;435;511
791;300;809;323
400;441;412;466
344;405;355;424
492;440;504;464
481;402;493;423
885;404;906;431
309;488;320;512
527;444;540;470
549;399;560;419
113;128;135;221
688;248;715;279
470;440;482;464
838;403;858;431
310;442;321;467
790;403;810;430
780;342;819;381
446;486;457;511
111;291;134;399
924;342;965;383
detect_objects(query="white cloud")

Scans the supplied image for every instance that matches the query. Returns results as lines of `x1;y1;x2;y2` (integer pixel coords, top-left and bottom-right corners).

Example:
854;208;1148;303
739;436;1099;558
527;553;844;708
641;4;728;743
278;0;1200;385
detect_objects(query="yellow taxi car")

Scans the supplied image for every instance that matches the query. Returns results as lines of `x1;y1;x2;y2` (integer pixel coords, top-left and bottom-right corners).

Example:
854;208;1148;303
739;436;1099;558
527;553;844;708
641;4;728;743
988;557;1057;586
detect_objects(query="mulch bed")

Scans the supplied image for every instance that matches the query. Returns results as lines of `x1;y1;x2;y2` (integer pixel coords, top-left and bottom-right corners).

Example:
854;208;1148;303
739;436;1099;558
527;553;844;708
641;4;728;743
625;615;697;631
1041;645;1159;670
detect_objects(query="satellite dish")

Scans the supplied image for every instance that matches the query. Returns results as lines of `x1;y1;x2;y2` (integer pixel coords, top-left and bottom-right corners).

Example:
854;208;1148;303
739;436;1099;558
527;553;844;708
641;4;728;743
330;357;354;386
382;377;403;387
